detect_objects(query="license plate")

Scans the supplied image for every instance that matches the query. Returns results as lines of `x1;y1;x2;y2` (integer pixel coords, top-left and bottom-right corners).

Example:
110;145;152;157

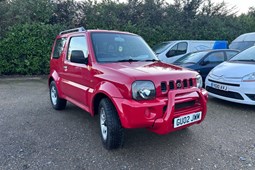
211;82;228;91
174;111;202;128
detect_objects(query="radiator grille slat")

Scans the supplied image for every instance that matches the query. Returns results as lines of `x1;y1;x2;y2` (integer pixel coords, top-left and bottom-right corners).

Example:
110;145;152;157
160;78;195;92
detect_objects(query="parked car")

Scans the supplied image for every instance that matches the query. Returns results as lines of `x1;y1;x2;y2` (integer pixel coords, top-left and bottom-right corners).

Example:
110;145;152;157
152;40;228;64
173;49;239;82
229;32;255;51
205;46;255;105
49;27;208;150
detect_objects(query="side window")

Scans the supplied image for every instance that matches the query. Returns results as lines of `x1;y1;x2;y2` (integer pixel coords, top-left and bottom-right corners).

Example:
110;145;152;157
166;42;188;58
171;44;178;51
67;36;88;61
53;38;67;59
177;42;188;54
226;51;238;60
204;52;224;63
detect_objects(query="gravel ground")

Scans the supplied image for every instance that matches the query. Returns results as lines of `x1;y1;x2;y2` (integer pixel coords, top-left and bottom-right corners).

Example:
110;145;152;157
0;78;254;170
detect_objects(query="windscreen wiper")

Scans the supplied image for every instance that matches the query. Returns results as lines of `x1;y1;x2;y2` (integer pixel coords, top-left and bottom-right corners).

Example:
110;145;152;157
183;62;196;64
143;59;159;62
231;59;255;62
245;59;255;62
117;59;141;62
117;59;159;62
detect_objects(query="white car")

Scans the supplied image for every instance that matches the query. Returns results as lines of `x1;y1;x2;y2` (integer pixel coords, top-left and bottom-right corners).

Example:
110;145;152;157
152;40;228;63
205;46;255;105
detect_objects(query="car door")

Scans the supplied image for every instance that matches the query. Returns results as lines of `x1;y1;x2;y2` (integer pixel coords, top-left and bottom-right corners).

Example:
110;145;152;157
199;51;225;81
59;35;91;108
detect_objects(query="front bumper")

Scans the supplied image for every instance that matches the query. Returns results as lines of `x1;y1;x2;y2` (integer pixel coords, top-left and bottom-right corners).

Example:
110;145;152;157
205;78;255;105
113;87;208;134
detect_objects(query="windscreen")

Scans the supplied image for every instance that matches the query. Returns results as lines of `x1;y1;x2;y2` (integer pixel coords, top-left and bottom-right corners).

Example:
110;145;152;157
91;32;158;63
174;51;208;64
229;41;255;51
230;46;255;62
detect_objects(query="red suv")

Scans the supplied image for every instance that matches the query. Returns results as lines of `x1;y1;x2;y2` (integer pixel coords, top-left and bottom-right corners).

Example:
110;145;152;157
49;27;208;150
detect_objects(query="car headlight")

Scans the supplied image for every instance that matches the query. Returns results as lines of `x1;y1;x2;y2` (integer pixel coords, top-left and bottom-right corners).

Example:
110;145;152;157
196;74;203;88
132;81;156;100
242;73;255;82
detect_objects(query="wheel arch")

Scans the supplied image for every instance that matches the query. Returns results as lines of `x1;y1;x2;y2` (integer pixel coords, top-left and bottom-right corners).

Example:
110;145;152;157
92;92;109;117
48;71;63;98
48;77;54;87
91;81;124;115
48;70;60;86
91;87;128;129
92;91;121;116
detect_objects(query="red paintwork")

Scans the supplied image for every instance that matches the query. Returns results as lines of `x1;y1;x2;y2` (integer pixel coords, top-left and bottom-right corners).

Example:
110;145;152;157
49;30;208;134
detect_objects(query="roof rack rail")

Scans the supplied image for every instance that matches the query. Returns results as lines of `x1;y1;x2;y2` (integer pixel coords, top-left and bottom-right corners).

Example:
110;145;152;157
59;27;86;35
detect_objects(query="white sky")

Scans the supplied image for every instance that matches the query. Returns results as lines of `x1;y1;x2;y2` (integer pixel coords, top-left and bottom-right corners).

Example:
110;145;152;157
212;0;254;15
76;0;254;15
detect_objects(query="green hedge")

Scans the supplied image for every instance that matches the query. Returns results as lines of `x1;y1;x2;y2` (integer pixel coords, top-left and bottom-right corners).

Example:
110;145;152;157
0;23;63;75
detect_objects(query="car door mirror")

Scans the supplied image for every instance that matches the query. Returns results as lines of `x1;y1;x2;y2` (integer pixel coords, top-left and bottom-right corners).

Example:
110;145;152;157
200;60;209;66
70;50;88;64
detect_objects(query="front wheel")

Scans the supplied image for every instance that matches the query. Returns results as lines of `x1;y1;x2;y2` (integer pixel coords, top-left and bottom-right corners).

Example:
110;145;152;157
99;98;124;150
50;81;67;110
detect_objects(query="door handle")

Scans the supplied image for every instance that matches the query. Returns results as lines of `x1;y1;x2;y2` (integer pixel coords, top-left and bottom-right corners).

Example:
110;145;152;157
63;66;68;70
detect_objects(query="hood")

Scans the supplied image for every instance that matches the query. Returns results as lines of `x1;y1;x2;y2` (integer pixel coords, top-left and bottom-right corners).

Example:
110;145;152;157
98;61;198;81
174;63;196;70
211;61;255;78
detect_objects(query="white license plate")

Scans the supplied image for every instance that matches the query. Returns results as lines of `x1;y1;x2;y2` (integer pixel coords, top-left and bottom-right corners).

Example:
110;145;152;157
174;111;202;128
211;82;228;91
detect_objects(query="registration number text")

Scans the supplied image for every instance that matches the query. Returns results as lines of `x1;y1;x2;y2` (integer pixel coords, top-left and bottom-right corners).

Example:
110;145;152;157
174;111;202;128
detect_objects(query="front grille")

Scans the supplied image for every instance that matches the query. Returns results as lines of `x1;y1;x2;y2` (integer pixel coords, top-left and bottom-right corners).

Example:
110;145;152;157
161;78;195;92
161;82;167;92
175;100;196;110
183;79;188;88
189;78;193;87
206;86;244;100
169;81;175;90
176;80;182;89
208;79;240;87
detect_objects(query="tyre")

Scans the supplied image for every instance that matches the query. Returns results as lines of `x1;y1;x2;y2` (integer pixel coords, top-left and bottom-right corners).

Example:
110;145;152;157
99;98;124;150
50;81;67;110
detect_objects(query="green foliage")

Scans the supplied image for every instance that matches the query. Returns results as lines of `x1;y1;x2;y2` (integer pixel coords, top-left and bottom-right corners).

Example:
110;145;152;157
50;0;81;27
0;0;255;75
0;23;63;75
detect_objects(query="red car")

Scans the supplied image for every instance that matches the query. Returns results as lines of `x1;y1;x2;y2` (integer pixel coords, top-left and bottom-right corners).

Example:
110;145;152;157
48;27;208;150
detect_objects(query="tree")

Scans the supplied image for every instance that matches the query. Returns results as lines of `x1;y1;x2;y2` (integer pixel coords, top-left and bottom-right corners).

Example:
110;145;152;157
0;23;62;75
0;0;255;75
0;0;10;37
4;0;54;24
50;0;81;27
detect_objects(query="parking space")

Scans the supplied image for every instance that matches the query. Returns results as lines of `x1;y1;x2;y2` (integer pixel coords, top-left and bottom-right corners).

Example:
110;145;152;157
0;78;254;169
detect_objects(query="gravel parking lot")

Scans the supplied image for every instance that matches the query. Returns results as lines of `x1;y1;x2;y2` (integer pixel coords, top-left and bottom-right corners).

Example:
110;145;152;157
0;78;254;170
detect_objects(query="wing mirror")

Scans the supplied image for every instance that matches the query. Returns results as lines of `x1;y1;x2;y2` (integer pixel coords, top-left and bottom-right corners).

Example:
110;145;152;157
70;50;88;64
200;60;209;66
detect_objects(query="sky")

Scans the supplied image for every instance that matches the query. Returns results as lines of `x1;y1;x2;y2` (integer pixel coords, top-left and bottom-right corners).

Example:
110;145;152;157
212;0;254;15
76;0;254;15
